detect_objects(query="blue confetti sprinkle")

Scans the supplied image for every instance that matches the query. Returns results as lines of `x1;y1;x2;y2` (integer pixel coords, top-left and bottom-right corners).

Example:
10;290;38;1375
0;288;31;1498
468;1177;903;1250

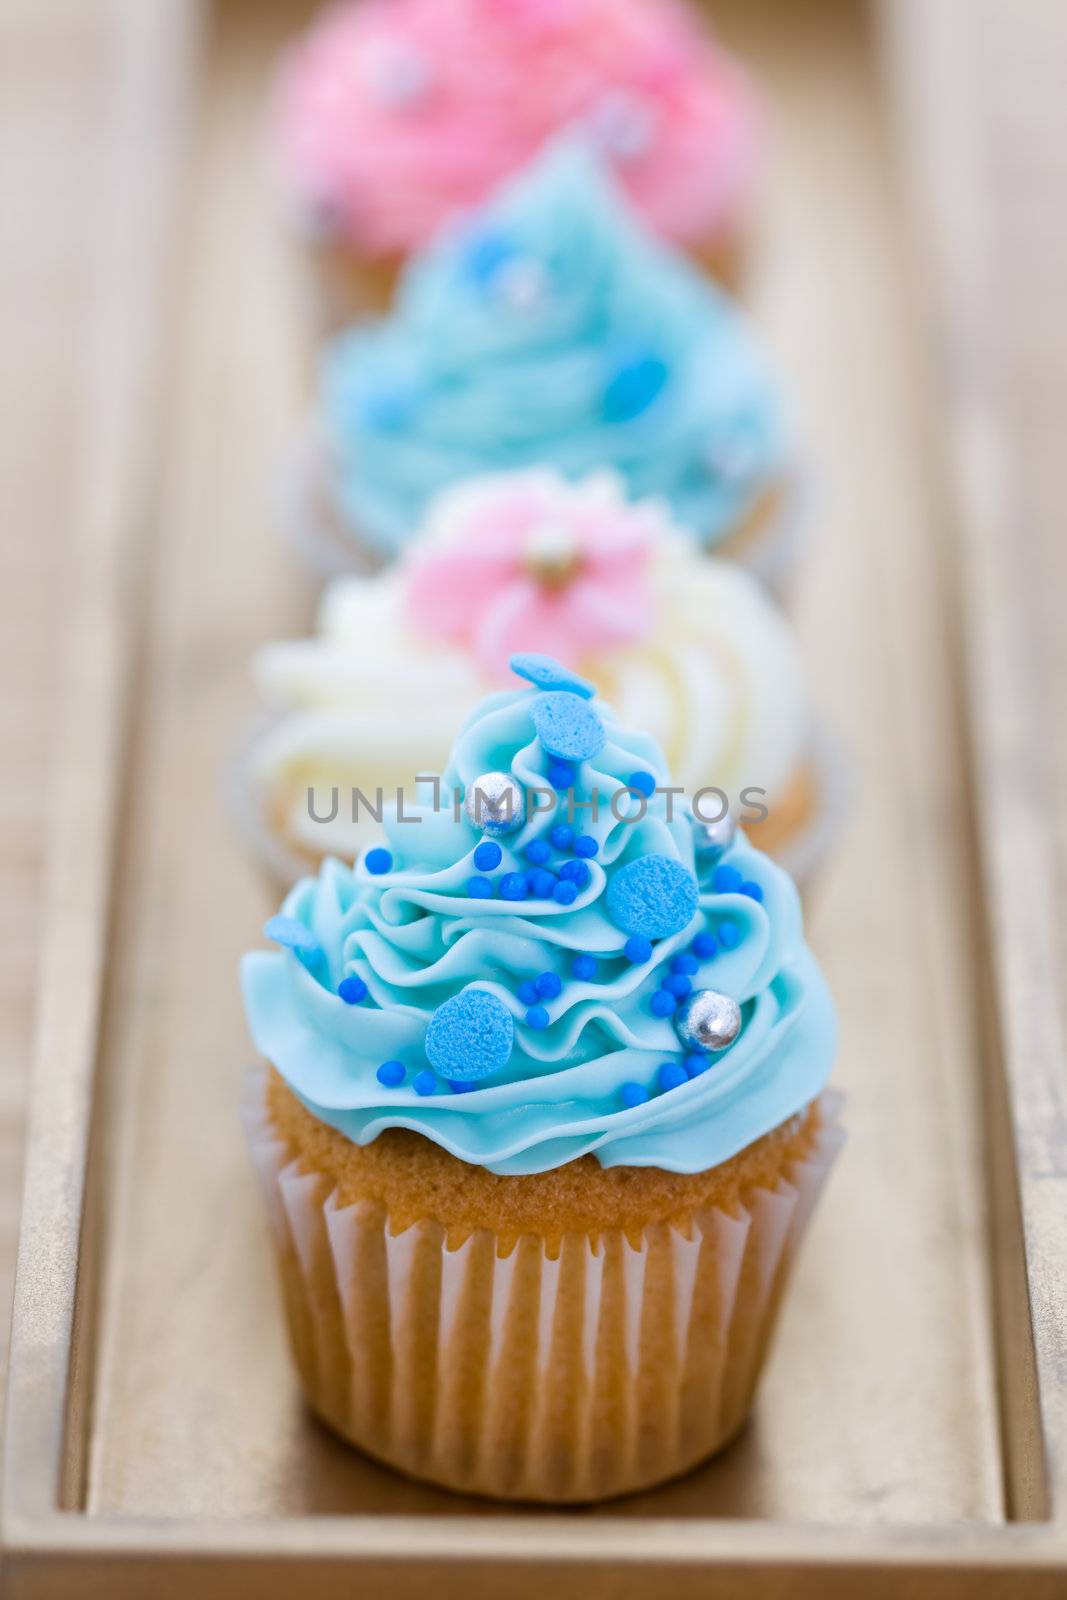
531;691;605;763
547;760;576;791
364;847;393;875
449;1079;476;1094
627;770;657;799
650;989;677;1017
657;1061;688;1093
534;971;562;1000
413;1069;437;1097
461;228;518;284
425;989;514;1082
524;839;551;866
526;867;557;899
713;864;745;894
558;858;590;888
517;979;539;1006
670;952;699;975
264;914;319;955
691;929;717;959
717;920;740;950
624;934;653;963
552;879;578;906
663;972;693;999
741;880;765;902
571;953;597;981
338;974;368;1005
574;834;599;859
498;871;528;901
376;1060;406;1088
620;1081;649;1108
550;823;574;851
473;840;502;871
466;874;494;899
685;1052;710;1078
525;1004;550;1030
602;350;669;423
509;652;596;699
606;854;699;939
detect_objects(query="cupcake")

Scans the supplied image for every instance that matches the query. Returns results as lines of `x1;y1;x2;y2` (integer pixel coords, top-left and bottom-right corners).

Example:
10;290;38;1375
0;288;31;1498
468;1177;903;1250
274;0;761;324
285;141;796;584
242;653;841;1502
243;469;833;886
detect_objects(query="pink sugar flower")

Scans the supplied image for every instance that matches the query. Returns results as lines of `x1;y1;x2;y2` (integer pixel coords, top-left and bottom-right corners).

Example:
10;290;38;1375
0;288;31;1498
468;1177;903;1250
404;473;660;679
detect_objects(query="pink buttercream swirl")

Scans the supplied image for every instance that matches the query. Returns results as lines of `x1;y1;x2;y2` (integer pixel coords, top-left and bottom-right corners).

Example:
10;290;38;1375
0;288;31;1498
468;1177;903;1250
403;473;658;679
275;0;760;256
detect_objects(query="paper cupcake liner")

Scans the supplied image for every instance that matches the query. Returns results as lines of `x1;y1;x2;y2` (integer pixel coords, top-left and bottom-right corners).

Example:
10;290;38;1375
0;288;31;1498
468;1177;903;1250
277;415;813;600
242;1071;844;1503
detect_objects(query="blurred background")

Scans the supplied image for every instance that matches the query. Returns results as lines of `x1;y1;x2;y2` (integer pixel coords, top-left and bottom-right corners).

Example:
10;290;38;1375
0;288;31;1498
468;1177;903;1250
2;0;1066;1531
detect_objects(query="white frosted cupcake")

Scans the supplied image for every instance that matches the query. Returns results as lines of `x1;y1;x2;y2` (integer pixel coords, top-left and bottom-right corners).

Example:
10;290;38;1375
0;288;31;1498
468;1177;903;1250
238;470;837;887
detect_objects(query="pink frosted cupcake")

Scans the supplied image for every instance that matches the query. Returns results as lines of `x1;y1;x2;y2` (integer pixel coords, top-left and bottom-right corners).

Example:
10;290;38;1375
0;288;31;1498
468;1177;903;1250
274;0;761;323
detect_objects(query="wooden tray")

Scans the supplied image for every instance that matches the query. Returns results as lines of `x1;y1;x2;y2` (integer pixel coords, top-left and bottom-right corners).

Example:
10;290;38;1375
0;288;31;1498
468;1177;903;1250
4;0;1067;1592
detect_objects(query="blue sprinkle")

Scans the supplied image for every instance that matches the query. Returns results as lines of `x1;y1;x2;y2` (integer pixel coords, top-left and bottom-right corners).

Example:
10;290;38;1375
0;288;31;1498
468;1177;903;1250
571;953;597;981
531;691;605;763
606;854;699;939
264;914;319;955
338;974;368;1005
498;872;528;901
657;1061;689;1093
424;989;514;1081
574;834;599;859
552;879;578;906
517;979;539;1006
717;920;740;950
376;1060;405;1088
534;971;563;1000
449;1079;476;1094
364;847;393;875
550;823;574;851
685;1052;711;1078
359;387;416;433
473;840;503;871
624;934;653;964
461;228;518;284
627;770;657;799
509;652;596;699
547;760;576;791
525;1005;550;1030
620;1081;650;1108
713;864;745;894
526;867;557;899
466;874;494;899
741;880;765;902
524;839;551;866
650;989;677;1017
413;1069;437;1097
691;929;717;959
663;972;693;999
602;350;669;423
670;952;699;975
558;858;590;888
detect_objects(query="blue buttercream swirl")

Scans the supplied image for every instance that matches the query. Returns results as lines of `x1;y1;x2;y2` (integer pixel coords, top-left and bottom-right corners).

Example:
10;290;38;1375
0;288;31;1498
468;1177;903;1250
319;140;789;560
242;663;835;1176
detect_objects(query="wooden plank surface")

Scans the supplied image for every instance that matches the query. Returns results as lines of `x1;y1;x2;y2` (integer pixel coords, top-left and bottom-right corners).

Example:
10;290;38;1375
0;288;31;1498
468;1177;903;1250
70;0;1003;1525
1;0;1066;1583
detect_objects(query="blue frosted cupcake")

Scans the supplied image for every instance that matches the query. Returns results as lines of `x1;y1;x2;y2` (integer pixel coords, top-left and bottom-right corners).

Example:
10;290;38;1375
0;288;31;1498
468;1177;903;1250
285;141;798;588
242;653;841;1501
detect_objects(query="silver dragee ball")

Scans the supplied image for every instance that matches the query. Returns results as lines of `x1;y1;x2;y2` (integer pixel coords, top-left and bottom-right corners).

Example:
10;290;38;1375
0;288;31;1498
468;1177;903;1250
464;771;526;836
674;989;742;1054
692;810;736;861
